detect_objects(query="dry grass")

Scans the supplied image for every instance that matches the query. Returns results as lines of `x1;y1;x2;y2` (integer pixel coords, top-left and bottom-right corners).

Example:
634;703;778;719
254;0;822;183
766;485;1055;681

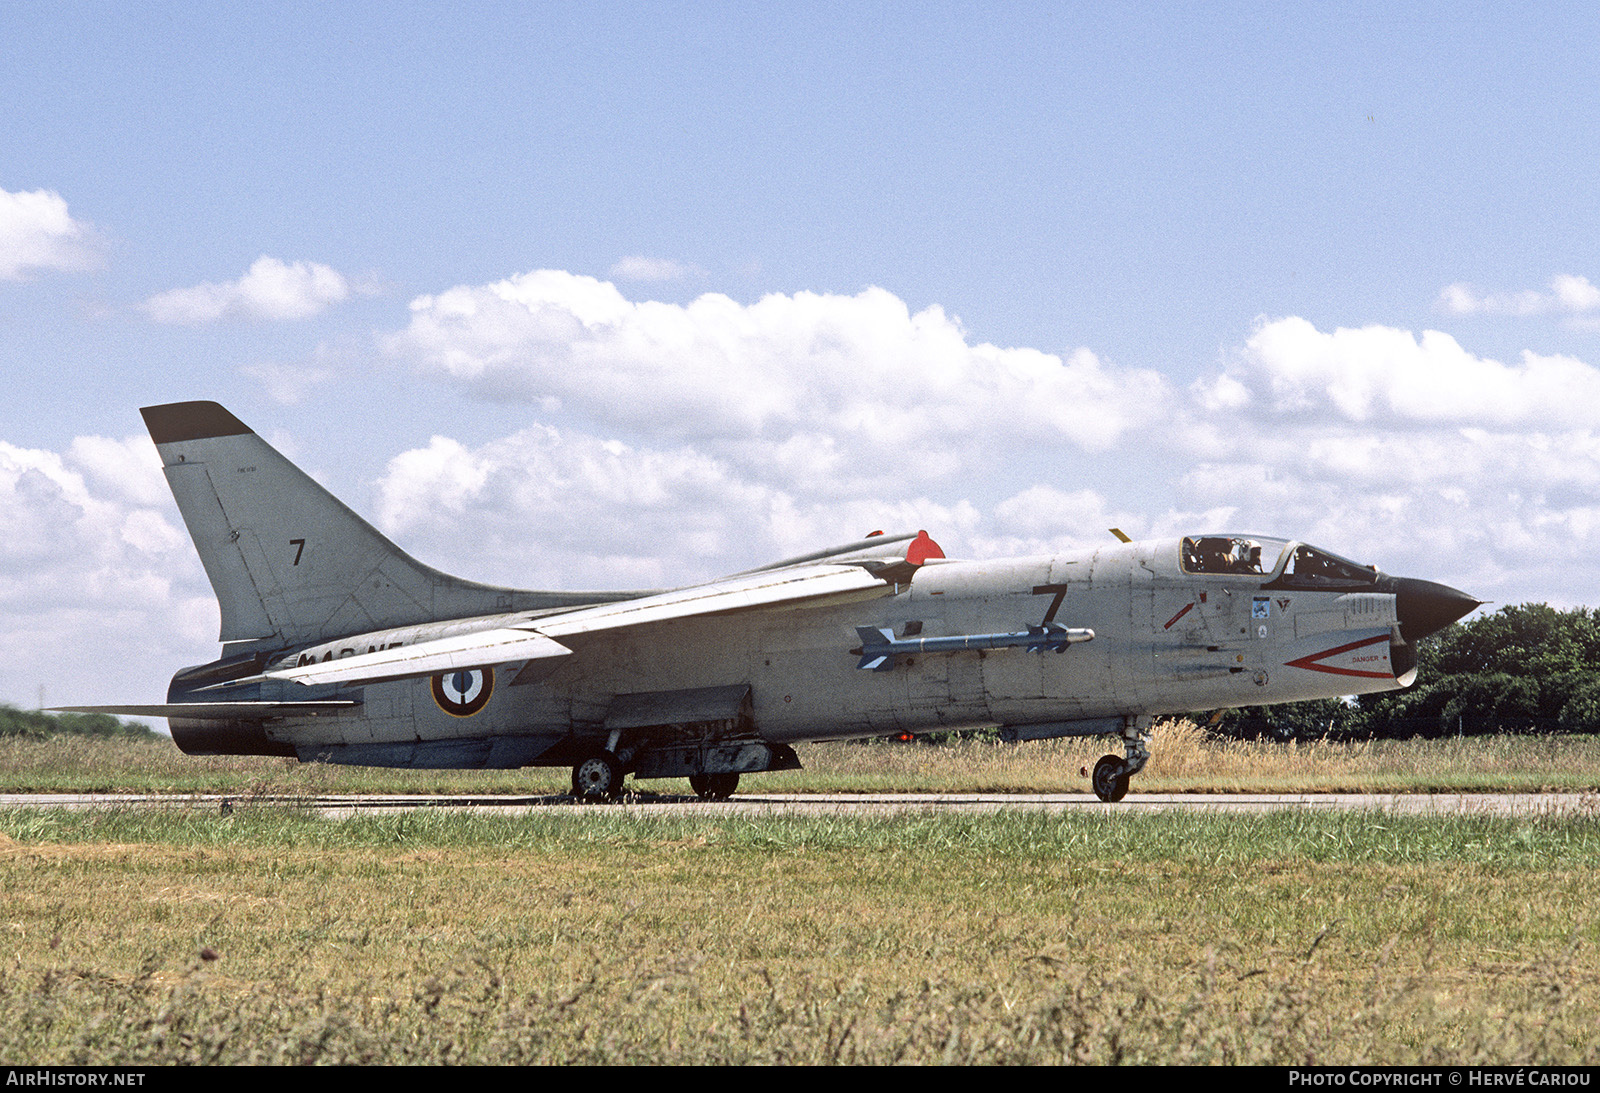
773;722;1600;794
0;734;570;796
5;724;1600;797
2;806;1598;1064
5;726;1597;1064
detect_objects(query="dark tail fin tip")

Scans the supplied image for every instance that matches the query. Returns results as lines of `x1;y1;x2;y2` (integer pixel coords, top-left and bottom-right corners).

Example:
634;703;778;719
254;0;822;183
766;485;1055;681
141;401;254;445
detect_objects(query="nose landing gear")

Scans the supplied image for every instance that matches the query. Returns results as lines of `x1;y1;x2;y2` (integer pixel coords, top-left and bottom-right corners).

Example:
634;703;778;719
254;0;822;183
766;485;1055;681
1091;755;1129;802
1091;716;1152;803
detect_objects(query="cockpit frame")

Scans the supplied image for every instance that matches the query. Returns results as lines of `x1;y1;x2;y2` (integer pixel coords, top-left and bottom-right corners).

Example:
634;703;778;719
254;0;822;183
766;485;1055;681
1179;535;1379;591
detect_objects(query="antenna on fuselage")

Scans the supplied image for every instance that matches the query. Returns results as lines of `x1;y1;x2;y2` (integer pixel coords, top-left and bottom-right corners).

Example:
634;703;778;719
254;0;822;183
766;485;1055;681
1109;528;1132;543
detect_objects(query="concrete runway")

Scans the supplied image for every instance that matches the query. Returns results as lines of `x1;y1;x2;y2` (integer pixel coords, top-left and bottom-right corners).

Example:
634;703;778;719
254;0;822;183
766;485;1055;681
2;790;1593;818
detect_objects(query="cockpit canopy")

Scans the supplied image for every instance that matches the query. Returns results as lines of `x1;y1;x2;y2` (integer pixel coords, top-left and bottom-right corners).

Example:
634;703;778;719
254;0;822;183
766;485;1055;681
1180;535;1378;588
1181;535;1280;575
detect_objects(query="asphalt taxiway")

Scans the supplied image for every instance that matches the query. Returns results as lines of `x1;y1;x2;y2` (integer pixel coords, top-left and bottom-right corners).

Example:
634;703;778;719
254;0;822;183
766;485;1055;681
1;791;1592;818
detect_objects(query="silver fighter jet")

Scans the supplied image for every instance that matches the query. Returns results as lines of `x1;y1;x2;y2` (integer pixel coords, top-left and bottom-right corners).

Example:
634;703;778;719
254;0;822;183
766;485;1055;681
68;401;1480;802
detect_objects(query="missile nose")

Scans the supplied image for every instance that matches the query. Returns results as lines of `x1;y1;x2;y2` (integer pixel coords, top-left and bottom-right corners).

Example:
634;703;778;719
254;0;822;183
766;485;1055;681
1394;577;1481;643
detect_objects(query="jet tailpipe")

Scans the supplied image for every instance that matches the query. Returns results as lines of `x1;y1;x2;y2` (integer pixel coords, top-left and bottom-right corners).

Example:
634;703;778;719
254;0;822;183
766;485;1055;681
170;715;297;757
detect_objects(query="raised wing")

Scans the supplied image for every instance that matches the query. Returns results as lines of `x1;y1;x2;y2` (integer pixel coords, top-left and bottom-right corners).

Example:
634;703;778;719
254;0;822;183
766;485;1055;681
263;559;905;688
538;560;895;635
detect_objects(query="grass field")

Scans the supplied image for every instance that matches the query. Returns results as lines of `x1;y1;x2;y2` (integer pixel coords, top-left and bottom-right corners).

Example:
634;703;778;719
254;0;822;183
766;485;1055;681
2;806;1598;1064
4;726;1598;1064
4;720;1600;797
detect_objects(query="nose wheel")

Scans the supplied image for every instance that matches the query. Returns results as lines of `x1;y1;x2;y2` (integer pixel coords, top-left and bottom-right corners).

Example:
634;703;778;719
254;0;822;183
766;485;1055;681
1092;755;1130;802
1091;717;1151;802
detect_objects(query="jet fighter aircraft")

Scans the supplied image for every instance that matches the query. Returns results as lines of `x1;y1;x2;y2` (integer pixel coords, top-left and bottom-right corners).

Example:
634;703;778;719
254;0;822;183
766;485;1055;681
67;402;1480;802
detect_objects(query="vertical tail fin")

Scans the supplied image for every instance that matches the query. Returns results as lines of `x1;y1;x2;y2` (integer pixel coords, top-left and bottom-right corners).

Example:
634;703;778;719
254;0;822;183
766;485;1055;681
143;401;549;649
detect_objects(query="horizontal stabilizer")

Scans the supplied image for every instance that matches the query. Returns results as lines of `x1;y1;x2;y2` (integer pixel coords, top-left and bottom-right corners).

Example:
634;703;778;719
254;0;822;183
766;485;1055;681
51;702;359;719
261;628;573;687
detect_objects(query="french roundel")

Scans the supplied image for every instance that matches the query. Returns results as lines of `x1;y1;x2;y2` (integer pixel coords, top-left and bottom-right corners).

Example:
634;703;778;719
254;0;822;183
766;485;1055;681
431;667;494;717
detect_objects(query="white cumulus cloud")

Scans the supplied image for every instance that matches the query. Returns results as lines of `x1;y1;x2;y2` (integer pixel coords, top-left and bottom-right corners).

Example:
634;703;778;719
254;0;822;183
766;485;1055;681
1438;273;1600;318
240;362;334;404
377;276;1600;614
1195;316;1600;428
372;423;987;590
609;255;701;282
1552;274;1600;313
376;274;1600;609
0;188;101;280
145;256;351;323
1177;315;1600;606
386;270;1170;498
377;425;784;588
0;435;213;709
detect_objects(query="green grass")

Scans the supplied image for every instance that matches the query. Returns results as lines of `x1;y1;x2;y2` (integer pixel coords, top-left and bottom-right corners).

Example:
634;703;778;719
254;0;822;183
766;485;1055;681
3;807;1599;1063
8;805;1600;866
5;725;1597;1063
5;725;1600;796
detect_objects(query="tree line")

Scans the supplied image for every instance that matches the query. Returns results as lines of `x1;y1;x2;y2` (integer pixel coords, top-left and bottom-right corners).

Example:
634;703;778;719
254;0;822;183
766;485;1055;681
1214;603;1600;740
0;704;158;740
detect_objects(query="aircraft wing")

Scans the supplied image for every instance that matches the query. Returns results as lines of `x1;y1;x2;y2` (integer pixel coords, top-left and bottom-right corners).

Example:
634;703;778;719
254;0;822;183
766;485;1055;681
536;560;893;636
265;561;899;687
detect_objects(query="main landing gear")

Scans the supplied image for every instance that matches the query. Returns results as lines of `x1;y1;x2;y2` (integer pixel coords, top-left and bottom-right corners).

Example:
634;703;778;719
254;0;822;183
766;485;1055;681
1091;717;1153;803
571;750;623;801
688;772;739;801
570;753;743;802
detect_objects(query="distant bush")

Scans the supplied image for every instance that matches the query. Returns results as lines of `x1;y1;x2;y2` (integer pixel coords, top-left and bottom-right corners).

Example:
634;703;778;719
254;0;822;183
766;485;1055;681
0;704;158;741
1557;675;1600;733
1351;604;1600;739
1208;604;1600;740
1203;699;1354;742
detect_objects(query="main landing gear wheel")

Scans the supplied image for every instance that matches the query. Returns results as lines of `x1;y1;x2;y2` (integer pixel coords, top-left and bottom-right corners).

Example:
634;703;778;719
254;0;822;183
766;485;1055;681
689;772;739;801
572;751;623;801
1092;754;1130;803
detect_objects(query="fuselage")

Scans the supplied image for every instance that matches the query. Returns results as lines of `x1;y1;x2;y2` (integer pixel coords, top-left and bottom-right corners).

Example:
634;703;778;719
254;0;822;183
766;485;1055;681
168;534;1461;768
65;401;1478;801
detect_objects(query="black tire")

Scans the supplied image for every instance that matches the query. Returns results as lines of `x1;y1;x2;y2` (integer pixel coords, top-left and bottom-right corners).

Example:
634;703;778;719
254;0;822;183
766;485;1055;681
572;751;623;800
1092;754;1129;803
689;772;739;801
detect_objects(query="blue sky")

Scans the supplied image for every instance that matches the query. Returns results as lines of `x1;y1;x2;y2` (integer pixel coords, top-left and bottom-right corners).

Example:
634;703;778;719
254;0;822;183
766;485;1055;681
4;3;1600;709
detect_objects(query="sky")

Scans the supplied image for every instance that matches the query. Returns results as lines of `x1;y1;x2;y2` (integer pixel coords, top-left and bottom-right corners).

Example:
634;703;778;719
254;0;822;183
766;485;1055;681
4;2;1600;712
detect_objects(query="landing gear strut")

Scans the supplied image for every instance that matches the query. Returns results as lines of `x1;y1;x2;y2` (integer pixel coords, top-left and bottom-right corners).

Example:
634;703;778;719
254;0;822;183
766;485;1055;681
572;750;623;801
1091;716;1152;803
689;772;739;801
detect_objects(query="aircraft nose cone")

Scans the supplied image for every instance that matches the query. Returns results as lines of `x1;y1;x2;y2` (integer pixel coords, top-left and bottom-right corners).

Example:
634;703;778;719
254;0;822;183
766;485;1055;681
1394;578;1481;642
